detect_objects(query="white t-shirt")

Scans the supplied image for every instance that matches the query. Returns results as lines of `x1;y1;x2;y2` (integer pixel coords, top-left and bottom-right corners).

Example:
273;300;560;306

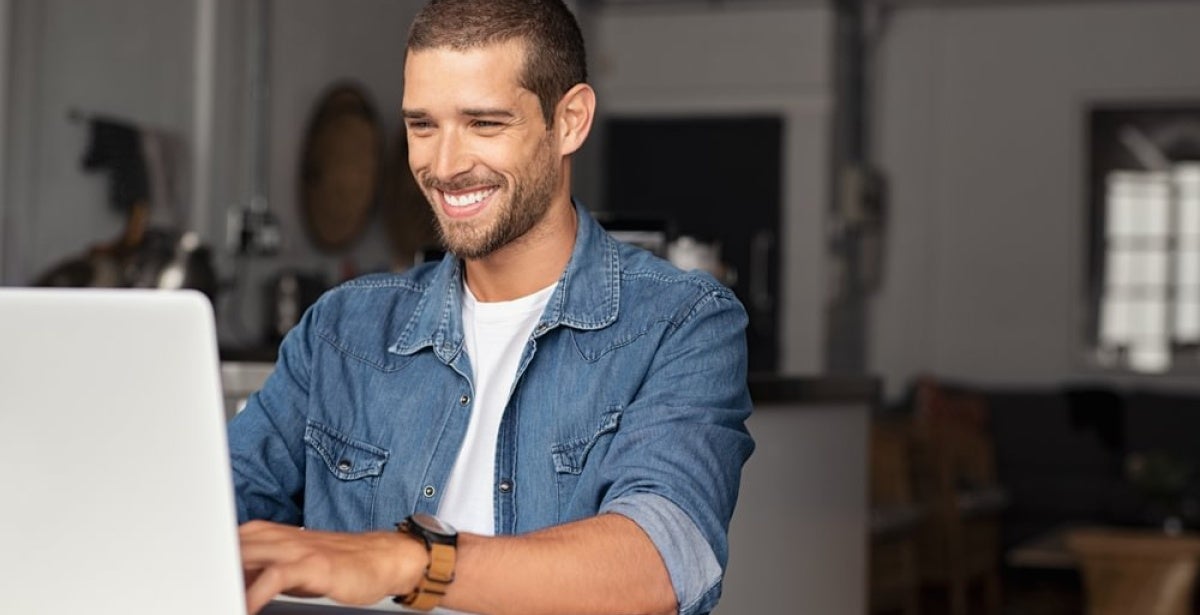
436;281;556;536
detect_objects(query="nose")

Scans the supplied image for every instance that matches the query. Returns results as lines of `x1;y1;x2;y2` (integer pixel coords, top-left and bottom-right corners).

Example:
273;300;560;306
429;130;473;182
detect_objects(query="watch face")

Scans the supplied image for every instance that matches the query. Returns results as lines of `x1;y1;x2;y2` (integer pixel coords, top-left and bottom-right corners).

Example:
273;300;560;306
411;513;457;537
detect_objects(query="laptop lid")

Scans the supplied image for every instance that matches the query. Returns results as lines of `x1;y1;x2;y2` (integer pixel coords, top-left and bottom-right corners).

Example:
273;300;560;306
0;288;245;615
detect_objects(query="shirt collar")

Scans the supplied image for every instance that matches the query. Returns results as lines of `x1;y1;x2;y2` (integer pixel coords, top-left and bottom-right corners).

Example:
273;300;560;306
389;200;620;362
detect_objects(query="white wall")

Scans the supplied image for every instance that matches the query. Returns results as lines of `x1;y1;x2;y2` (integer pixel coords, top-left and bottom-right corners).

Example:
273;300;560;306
871;0;1200;398
593;3;834;375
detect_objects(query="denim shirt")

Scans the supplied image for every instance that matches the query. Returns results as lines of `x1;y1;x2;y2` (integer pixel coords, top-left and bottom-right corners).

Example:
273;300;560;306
228;202;755;615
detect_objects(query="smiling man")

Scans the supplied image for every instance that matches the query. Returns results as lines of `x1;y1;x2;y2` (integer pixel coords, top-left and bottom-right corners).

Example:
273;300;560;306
229;2;754;615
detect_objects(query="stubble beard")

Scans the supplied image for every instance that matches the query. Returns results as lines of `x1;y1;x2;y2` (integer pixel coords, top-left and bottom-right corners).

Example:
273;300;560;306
422;136;560;261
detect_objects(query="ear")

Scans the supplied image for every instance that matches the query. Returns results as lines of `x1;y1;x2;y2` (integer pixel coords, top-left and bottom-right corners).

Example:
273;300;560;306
554;83;595;157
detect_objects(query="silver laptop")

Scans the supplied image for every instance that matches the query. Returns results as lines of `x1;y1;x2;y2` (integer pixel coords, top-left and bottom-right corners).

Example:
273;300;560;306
0;288;437;615
0;288;245;615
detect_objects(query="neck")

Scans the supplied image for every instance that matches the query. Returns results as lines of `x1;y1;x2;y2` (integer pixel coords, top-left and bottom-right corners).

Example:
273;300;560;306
463;197;577;302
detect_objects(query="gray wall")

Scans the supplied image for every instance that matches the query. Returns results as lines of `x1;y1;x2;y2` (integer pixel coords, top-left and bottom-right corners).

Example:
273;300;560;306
218;0;420;345
260;0;417;273
717;402;868;615
1;0;198;284
6;0;1198;394
871;0;1200;398
0;0;834;366
0;0;423;347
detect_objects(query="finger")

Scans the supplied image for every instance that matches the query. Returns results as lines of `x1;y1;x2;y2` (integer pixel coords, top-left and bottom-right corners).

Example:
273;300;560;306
244;564;284;615
238;525;321;569
239;538;309;570
244;559;330;615
238;519;281;535
239;520;300;541
243;567;262;588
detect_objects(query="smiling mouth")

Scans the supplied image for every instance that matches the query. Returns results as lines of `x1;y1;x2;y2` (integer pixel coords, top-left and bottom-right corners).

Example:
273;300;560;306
441;187;499;208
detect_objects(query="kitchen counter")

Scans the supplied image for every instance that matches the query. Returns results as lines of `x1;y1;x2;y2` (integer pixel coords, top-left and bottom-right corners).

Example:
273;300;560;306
748;373;880;407
718;374;877;615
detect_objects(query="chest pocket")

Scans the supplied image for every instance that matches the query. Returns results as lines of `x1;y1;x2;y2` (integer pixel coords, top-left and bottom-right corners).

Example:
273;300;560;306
303;421;389;528
550;407;622;517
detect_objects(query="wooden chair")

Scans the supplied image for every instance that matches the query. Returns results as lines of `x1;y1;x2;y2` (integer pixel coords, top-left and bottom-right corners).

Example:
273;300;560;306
1068;527;1200;615
869;418;922;615
910;377;1005;615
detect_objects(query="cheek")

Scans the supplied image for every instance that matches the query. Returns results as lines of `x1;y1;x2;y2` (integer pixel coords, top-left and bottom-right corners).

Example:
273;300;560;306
482;140;542;176
407;156;435;188
406;141;428;172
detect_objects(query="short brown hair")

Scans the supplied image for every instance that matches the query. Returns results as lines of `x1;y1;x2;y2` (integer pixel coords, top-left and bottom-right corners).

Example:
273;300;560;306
407;0;588;125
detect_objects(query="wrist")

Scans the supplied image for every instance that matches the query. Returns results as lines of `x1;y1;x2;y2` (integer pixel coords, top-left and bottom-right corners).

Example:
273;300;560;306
394;514;458;611
390;531;432;597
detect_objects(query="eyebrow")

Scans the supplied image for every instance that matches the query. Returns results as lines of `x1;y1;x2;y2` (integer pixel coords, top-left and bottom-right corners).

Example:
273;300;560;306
400;108;517;120
462;108;516;119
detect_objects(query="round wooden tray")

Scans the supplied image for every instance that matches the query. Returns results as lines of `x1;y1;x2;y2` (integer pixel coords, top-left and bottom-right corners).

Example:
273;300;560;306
298;83;383;252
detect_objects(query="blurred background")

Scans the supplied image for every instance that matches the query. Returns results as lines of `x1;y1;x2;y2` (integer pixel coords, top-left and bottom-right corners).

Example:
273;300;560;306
2;0;1199;613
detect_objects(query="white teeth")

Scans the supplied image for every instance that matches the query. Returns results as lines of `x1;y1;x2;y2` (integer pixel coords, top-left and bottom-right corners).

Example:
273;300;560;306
443;188;495;207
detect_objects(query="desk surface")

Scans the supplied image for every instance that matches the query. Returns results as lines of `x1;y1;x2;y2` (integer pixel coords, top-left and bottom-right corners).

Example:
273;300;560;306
1008;525;1081;570
1008;524;1200;570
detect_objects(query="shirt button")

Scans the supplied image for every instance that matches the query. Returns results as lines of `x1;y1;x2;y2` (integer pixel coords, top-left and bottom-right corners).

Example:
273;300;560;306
336;459;352;473
459;394;470;406
498;479;513;494
423;485;436;498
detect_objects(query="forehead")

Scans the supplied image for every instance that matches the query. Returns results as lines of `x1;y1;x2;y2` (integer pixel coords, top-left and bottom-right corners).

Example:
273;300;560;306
402;40;532;110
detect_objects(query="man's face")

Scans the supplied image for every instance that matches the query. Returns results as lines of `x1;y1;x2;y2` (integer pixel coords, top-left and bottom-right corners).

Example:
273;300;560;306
402;40;562;260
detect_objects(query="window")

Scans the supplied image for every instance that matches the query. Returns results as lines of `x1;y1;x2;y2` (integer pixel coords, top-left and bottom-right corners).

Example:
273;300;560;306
1089;106;1200;373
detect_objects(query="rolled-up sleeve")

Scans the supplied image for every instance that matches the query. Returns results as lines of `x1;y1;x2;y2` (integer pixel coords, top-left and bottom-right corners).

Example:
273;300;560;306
597;288;755;615
602;493;725;615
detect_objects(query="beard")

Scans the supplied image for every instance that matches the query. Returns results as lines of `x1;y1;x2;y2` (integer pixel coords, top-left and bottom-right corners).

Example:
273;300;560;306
419;136;560;260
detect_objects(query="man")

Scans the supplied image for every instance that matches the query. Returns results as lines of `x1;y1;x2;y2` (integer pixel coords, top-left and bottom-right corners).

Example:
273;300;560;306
229;1;754;614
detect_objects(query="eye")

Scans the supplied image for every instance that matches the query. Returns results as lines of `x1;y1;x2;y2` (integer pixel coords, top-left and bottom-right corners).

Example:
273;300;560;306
473;120;504;131
406;120;435;134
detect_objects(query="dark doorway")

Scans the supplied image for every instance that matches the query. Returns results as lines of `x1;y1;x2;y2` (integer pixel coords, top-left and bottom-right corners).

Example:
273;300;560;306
604;116;783;373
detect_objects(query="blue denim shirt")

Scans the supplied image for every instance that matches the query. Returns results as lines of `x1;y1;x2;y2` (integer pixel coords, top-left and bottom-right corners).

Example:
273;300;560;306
228;203;755;615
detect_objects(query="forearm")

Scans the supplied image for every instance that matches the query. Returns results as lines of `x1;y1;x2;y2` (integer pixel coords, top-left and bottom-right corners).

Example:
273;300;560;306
444;513;677;615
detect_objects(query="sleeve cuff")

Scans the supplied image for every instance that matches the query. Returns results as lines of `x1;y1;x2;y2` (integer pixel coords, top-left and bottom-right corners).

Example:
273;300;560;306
601;492;724;615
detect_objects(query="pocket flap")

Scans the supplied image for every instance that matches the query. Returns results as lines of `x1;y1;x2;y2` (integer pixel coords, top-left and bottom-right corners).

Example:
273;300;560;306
551;407;623;475
304;421;389;481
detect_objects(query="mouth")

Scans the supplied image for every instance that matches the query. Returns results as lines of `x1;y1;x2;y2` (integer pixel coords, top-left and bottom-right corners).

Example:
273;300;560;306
435;185;500;219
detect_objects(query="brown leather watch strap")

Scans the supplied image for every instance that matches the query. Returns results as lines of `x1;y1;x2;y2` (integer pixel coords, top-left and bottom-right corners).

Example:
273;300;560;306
400;541;456;611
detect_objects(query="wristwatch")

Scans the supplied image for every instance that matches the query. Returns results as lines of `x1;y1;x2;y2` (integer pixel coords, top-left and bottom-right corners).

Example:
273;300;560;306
395;513;458;611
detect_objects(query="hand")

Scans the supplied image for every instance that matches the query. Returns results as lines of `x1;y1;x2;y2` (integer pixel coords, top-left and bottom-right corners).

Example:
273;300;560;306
238;520;428;614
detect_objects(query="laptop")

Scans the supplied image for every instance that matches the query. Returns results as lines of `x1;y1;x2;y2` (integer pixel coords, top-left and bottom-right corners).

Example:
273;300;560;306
0;288;441;615
0;288;245;614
